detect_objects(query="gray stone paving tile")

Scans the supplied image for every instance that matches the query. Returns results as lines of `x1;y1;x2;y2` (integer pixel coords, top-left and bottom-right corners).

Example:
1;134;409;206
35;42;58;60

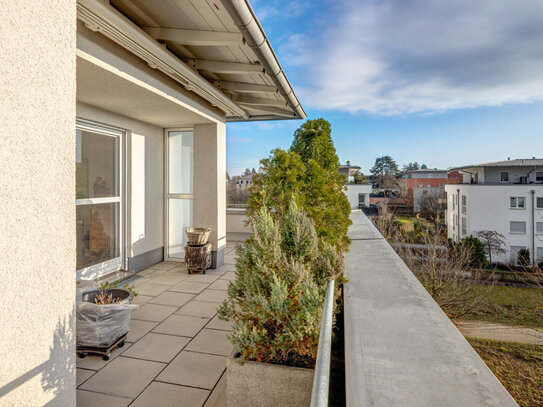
122;332;189;363
131;303;178;322
80;356;165;398
185;329;232;356
153;314;209;337
131;382;210;407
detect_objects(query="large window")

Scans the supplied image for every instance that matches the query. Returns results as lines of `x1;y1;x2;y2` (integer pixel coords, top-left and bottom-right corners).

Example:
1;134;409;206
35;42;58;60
537;247;543;261
536;172;543;182
510;221;526;234
166;130;193;260
461;195;467;214
536;222;543;234
537;197;543;209
76;123;123;279
500;171;509;182
510;197;525;209
461;217;467;236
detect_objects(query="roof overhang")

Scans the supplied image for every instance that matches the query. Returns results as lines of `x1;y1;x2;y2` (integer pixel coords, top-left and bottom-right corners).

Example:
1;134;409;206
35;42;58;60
77;0;305;122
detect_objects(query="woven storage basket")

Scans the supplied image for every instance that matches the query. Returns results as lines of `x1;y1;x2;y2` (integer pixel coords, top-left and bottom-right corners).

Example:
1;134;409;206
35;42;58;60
186;227;211;245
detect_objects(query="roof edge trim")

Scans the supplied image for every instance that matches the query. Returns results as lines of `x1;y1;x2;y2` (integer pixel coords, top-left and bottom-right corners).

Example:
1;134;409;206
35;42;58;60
219;0;307;120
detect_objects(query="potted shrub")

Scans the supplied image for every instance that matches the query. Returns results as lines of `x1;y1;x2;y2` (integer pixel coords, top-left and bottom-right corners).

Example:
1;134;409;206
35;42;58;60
218;203;341;407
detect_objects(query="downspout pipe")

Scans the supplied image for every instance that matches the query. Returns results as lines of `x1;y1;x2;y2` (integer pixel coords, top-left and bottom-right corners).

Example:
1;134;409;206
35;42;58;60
457;188;461;243
532;190;536;265
219;0;307;119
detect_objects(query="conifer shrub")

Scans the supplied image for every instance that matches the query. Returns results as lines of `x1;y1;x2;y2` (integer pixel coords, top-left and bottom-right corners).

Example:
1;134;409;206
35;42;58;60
248;118;351;252
218;202;342;367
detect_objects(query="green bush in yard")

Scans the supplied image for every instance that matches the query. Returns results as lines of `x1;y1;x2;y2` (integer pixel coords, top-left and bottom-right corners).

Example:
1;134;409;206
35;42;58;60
461;236;489;268
218;202;342;367
248;118;351;252
518;249;531;267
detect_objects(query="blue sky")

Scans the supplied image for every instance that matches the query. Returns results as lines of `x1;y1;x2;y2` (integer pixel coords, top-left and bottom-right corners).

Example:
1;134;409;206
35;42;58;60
226;0;543;175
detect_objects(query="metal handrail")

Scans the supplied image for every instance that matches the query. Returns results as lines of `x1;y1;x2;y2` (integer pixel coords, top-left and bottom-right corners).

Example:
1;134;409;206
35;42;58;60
310;279;335;407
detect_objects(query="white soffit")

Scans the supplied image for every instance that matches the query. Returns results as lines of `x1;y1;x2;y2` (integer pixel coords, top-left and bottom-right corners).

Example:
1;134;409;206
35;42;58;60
77;0;306;122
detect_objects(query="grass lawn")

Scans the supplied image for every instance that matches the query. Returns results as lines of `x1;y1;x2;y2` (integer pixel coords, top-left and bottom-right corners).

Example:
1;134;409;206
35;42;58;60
459;285;543;328
468;337;543;407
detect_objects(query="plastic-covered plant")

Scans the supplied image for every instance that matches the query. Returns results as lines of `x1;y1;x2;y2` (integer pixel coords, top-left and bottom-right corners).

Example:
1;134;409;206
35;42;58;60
218;202;341;368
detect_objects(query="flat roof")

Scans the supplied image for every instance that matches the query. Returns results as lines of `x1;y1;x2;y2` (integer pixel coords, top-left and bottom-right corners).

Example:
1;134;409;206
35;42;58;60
451;158;543;170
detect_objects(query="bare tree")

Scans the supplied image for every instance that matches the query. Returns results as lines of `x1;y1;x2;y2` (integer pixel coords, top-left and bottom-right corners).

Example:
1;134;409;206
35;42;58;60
396;233;494;317
373;203;399;241
415;189;445;220
473;230;507;265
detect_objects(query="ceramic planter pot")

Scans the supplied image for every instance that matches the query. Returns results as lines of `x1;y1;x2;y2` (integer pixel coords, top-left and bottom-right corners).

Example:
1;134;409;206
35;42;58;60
226;351;314;407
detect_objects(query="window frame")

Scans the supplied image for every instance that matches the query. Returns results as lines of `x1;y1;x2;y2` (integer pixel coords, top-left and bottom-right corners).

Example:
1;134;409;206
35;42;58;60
510;197;526;209
509;221;527;235
500;171;509;182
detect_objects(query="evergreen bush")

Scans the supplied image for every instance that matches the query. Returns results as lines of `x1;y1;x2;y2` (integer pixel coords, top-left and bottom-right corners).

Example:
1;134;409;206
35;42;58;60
218;202;342;367
518;248;531;267
460;236;489;268
248;118;351;252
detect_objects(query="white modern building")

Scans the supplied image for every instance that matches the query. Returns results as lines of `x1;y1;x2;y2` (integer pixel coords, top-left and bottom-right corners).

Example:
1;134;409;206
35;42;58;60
345;184;372;209
445;159;543;265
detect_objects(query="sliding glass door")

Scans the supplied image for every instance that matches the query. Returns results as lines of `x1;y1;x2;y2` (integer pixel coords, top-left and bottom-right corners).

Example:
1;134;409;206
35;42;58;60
76;121;123;279
165;130;193;260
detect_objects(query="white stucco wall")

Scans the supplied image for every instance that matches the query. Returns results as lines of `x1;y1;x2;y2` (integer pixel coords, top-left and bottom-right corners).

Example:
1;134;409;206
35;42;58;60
344;184;372;209
193;123;227;261
76;103;164;260
0;1;76;405
446;184;543;263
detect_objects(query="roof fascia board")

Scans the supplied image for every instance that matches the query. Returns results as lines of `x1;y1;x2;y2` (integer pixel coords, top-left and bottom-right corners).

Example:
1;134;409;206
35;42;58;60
77;0;248;119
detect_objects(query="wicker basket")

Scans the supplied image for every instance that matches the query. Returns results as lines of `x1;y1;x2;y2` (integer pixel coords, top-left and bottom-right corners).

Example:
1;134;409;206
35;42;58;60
186;227;211;245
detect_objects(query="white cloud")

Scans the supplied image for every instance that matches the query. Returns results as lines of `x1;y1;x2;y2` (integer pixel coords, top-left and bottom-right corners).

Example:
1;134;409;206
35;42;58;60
288;0;543;115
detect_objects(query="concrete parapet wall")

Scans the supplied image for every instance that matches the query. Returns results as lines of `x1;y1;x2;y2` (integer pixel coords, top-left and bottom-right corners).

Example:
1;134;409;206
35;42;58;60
344;211;518;407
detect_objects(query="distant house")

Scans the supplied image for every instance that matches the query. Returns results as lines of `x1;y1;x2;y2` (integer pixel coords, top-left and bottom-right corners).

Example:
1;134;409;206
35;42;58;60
400;169;459;213
230;173;254;189
445;158;543;265
339;162;371;208
339;163;361;183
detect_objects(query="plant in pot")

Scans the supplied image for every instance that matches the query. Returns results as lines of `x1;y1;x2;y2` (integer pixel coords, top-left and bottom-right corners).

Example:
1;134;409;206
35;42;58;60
218;202;341;407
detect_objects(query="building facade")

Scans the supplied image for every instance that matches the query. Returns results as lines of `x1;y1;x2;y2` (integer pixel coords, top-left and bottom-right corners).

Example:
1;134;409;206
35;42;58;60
230;173;254;189
400;169;459;213
445;159;543;265
0;0;304;403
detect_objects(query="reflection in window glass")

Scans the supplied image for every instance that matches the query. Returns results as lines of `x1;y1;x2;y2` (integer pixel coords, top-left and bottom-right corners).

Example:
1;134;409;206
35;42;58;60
168;131;193;194
76;203;119;269
76;130;119;199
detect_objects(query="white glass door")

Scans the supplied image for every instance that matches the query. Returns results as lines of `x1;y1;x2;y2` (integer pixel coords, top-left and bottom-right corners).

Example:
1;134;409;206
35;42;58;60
76;121;124;280
165;130;194;260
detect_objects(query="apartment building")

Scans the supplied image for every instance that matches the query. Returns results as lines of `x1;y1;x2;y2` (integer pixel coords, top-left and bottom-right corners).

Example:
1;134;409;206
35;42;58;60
445;159;543;265
230;173;254;189
400;169;459;213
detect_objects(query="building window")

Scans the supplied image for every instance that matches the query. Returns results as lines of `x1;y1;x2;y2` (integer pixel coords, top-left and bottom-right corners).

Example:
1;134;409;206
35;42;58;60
510;197;525;208
537;247;543;261
537;197;543;209
537;222;543;234
418;183;423;188
461;195;466;214
536;172;543;182
500;171;509;182
510;221;527;234
427;182;431;187
461;217;467;236
439;183;444;187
